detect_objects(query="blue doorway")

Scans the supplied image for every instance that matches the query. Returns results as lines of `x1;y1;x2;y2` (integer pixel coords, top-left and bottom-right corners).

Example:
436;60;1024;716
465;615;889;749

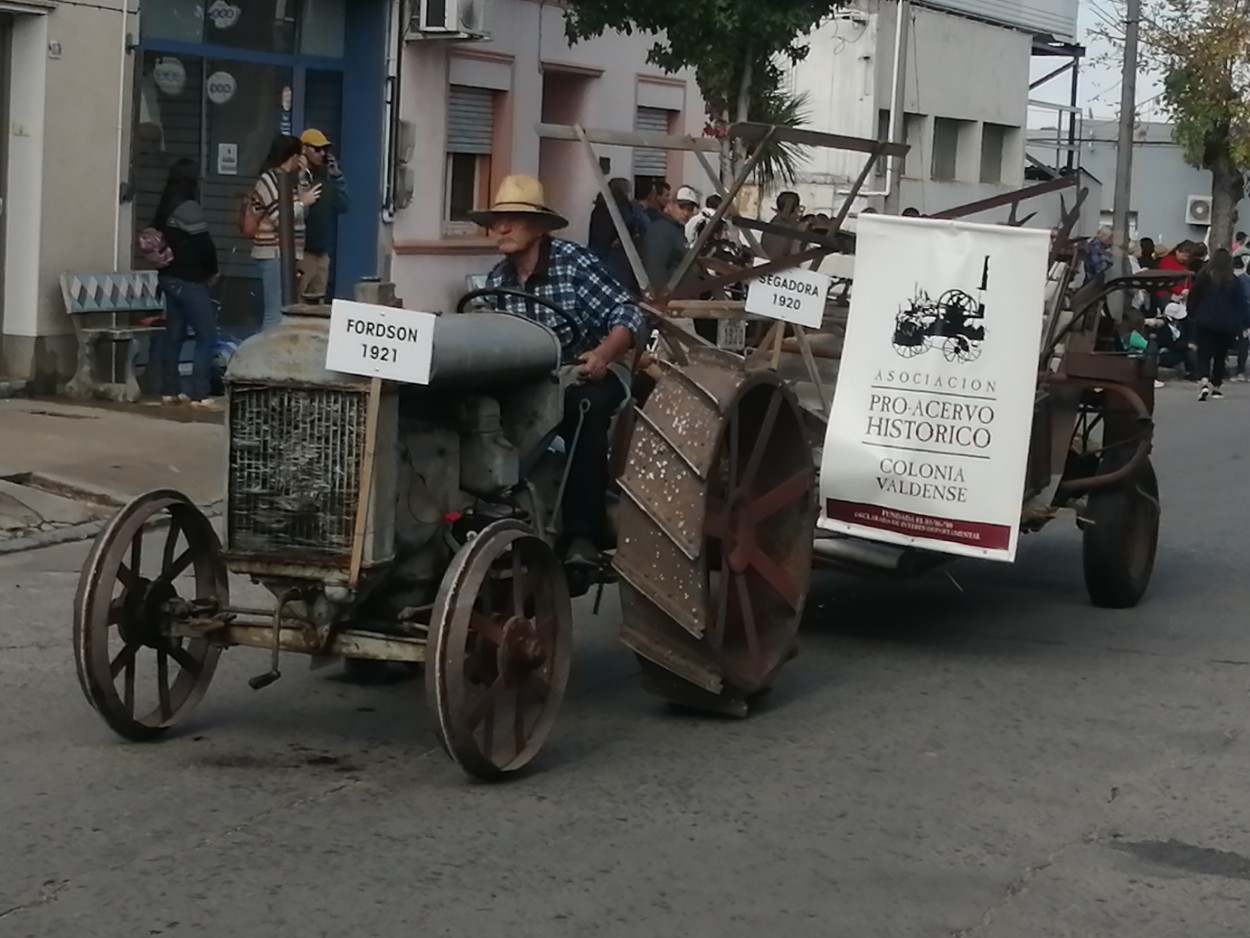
132;0;387;333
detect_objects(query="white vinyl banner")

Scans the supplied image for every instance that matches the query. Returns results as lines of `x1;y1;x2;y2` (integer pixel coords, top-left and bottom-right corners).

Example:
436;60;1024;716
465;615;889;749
819;215;1050;561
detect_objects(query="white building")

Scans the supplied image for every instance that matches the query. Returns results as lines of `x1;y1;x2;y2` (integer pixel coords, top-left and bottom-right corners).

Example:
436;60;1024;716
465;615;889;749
766;0;1085;224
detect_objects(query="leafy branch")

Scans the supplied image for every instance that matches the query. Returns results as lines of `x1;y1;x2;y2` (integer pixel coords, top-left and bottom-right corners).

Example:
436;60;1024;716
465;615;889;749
1086;0;1250;245
561;0;843;183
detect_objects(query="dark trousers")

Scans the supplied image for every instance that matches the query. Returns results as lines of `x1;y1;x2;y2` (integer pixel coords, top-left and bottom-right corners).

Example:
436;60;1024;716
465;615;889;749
158;276;218;399
1196;326;1235;387
1236;333;1249;376
561;377;626;545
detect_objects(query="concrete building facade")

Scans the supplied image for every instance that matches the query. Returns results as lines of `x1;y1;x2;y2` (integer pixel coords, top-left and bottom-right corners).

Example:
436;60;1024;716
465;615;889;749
1;0;138;387
1077;119;1250;246
390;0;705;312
764;0;1082;227
0;0;702;390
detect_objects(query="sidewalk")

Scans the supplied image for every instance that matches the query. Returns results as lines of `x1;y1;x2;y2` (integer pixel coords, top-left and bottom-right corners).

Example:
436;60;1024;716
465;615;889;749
0;398;224;553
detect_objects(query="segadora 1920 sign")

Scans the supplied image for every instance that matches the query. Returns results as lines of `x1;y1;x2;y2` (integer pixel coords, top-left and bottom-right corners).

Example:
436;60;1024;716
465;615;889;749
818;214;1051;562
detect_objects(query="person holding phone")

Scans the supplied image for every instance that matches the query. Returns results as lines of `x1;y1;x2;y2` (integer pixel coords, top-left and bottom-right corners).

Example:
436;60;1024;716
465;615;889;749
248;134;322;331
298;128;350;302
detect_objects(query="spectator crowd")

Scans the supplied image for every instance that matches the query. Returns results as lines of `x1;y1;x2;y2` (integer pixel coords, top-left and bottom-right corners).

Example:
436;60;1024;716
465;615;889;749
1086;228;1250;400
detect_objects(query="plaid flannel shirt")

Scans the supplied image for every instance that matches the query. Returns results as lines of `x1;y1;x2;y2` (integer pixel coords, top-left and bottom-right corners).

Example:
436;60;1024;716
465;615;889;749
483;237;645;361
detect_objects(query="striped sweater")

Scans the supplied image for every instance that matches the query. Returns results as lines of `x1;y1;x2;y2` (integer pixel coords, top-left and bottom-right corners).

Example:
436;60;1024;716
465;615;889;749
249;169;307;260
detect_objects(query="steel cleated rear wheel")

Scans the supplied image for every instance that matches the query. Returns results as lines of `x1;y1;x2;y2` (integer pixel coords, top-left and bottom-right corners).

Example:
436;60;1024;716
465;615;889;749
615;348;816;716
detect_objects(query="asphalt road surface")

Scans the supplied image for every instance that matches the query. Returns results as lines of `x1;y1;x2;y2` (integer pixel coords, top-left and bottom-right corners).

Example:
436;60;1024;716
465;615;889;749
2;386;1248;937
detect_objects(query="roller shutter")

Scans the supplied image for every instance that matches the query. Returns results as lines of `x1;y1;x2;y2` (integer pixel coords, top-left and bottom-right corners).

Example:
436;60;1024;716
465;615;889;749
633;106;670;176
447;85;494;154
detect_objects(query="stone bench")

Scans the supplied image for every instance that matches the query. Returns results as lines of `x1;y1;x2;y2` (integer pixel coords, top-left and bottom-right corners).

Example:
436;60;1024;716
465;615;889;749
60;271;165;402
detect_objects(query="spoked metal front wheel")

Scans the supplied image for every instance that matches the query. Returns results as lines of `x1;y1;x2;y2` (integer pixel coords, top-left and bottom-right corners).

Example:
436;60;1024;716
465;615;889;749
73;490;228;741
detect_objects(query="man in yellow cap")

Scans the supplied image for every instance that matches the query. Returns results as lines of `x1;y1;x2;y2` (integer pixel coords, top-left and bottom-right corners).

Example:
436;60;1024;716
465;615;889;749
470;174;645;567
298;128;350;300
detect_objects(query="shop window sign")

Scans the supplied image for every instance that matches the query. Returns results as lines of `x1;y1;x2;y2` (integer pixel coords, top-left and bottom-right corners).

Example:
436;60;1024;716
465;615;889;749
142;0;301;55
141;0;347;58
207;0;242;31
153;57;186;96
206;71;237;105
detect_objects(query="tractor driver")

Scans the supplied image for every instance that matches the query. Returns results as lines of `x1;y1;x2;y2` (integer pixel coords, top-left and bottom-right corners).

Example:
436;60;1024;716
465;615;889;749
470;175;645;569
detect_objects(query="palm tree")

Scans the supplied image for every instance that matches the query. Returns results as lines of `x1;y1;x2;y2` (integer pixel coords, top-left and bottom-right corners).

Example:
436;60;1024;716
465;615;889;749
744;84;812;187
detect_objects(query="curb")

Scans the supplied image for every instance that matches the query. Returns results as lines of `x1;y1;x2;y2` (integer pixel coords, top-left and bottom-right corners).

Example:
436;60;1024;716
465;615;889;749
0;498;224;557
0;379;29;399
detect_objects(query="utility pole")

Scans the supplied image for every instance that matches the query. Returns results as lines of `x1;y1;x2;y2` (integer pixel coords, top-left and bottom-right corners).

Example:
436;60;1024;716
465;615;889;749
883;0;910;215
1111;0;1140;251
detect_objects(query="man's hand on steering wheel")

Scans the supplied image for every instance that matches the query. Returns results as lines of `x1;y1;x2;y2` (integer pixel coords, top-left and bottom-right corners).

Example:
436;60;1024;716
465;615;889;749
455;287;585;354
577;348;611;381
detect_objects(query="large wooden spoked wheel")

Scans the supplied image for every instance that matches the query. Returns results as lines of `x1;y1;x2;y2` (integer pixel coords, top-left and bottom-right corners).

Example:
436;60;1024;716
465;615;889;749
616;351;816;715
73;490;228;741
426;520;573;781
704;383;816;693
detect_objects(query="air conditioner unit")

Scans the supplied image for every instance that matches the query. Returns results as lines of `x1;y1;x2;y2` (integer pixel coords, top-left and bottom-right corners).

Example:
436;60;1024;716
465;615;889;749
1186;194;1213;227
408;0;489;40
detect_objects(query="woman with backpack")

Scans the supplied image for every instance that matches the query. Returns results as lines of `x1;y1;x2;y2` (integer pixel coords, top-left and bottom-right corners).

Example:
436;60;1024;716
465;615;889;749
149;158;220;409
241;134;321;331
1188;247;1250;401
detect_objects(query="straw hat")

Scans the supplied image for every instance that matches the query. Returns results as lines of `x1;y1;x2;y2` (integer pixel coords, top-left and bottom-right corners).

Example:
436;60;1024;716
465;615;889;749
468;175;568;230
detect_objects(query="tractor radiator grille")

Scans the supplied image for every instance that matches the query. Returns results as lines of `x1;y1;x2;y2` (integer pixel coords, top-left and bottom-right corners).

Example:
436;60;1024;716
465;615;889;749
227;385;368;558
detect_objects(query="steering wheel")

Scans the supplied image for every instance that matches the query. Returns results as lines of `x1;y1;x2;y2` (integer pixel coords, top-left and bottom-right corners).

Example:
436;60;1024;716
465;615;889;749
456;287;585;354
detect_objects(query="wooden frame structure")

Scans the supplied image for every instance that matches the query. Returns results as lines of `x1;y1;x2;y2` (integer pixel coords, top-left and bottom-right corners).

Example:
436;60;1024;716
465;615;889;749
536;119;1087;420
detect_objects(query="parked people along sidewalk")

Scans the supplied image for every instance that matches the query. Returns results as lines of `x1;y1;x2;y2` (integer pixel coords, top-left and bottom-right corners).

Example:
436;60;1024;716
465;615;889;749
1188;248;1250;401
145;159;221;411
242;134;322;331
1234;254;1250;381
297;128;349;302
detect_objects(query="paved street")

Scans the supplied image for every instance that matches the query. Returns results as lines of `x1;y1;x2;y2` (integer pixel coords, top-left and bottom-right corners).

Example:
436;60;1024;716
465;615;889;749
1;385;1248;937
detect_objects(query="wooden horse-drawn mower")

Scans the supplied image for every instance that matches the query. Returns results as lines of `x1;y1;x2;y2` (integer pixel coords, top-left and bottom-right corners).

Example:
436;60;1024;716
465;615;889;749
576;120;1178;677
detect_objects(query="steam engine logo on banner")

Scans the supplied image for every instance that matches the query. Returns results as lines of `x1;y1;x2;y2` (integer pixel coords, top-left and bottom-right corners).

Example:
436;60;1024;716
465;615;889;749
819;215;1050;562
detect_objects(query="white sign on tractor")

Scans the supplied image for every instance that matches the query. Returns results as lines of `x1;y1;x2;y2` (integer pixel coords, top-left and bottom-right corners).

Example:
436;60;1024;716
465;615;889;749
818;215;1050;562
325;300;436;385
744;261;830;329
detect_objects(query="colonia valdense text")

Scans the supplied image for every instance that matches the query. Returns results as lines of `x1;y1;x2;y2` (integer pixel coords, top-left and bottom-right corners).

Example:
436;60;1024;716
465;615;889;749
876;458;968;502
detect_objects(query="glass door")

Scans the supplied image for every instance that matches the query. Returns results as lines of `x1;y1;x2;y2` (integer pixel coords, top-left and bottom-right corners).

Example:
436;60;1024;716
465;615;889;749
133;0;352;323
135;52;293;331
203;58;294;331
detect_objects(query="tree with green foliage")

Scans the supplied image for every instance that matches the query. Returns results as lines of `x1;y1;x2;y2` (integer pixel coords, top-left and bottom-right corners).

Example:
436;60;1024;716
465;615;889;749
1143;0;1250;247
561;0;841;183
1095;1;1250;246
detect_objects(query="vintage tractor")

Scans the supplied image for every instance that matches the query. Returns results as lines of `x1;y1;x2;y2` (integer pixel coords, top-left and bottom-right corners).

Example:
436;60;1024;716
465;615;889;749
72;289;816;781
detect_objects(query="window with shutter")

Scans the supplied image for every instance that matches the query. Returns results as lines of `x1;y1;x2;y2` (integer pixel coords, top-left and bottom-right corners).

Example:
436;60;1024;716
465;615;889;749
448;85;495;154
445;85;497;225
633;107;670;177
